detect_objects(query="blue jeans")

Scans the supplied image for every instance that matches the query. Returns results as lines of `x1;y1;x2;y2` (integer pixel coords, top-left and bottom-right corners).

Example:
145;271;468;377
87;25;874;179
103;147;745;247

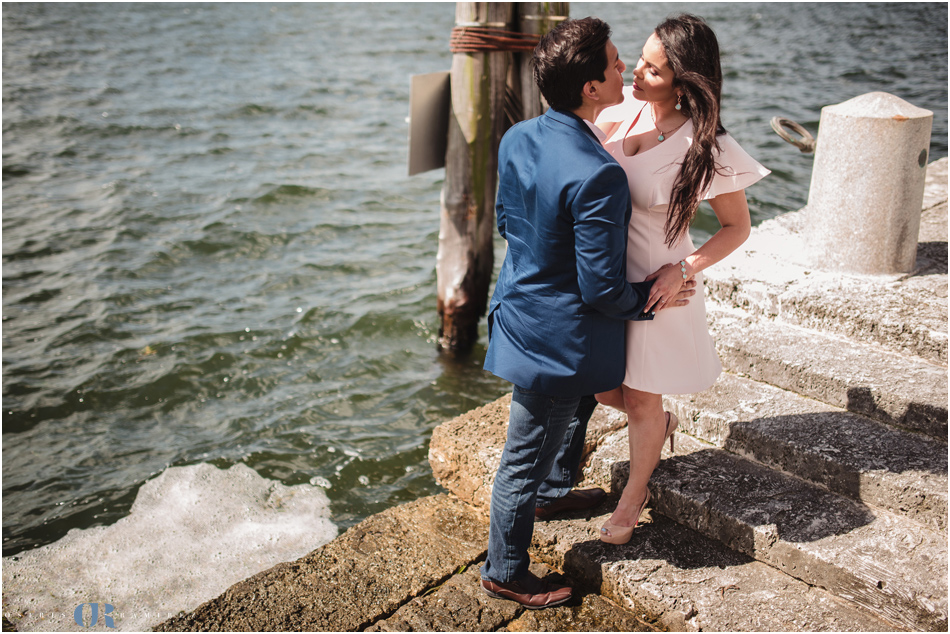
481;385;597;583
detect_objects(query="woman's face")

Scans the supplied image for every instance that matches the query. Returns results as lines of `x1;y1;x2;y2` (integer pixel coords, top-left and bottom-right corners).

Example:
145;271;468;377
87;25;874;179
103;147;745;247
631;32;679;105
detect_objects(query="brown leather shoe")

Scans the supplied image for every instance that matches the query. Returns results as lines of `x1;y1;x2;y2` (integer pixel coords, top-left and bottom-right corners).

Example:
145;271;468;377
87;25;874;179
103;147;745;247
481;571;572;609
535;487;606;520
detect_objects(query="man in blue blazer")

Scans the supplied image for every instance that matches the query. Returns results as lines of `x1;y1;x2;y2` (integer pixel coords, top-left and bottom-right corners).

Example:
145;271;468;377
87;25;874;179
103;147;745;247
480;18;694;609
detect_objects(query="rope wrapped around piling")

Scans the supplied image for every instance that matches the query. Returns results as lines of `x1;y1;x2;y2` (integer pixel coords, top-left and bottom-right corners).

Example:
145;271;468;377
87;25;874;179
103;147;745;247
449;26;540;53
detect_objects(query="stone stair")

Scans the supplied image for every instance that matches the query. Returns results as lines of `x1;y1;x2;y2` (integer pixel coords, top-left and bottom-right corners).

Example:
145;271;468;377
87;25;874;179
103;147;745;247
708;305;947;440
659;371;946;531
429;158;948;631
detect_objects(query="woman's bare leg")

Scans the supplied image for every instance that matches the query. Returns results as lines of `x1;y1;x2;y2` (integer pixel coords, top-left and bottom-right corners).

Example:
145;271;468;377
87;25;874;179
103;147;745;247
608;386;666;528
595;387;625;410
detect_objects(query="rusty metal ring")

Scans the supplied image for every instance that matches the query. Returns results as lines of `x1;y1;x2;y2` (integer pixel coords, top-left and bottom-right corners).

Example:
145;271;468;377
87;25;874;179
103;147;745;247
770;117;816;154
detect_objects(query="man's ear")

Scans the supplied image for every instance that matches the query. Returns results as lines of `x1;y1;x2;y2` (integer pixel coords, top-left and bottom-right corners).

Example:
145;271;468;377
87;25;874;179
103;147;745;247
581;80;599;103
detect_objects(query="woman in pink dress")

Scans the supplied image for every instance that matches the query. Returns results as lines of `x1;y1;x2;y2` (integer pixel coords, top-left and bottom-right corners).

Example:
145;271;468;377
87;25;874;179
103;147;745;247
594;14;769;544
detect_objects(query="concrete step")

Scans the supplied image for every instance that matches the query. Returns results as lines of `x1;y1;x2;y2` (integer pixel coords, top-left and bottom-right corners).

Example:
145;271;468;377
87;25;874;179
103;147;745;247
708;304;948;441
660;371;947;531
704;252;948;365
367;562;657;632
429;396;927;631
530;510;901;632
702;191;948;365
290;505;903;632
150;487;896;633
583;431;948;631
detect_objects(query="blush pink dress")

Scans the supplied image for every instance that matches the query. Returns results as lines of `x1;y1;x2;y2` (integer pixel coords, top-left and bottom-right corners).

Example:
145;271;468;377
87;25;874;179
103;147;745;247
598;90;770;395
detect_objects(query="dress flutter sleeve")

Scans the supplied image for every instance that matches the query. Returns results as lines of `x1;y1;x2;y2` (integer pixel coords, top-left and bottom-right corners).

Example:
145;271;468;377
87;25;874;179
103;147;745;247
702;133;771;200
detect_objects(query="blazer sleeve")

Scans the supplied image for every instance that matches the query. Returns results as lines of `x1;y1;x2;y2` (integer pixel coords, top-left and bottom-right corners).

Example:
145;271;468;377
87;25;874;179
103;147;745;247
496;193;507;240
573;162;654;321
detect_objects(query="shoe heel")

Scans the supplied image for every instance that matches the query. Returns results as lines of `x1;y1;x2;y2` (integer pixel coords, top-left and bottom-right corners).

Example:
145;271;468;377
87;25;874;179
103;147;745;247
664;412;678;453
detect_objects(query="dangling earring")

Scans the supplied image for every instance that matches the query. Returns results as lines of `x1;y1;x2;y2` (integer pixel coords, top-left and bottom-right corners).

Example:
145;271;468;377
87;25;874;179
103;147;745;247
675;94;683;111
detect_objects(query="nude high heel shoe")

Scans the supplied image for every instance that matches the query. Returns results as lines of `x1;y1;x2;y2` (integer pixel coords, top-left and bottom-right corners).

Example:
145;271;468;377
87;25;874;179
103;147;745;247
664;411;678;452
599;489;651;545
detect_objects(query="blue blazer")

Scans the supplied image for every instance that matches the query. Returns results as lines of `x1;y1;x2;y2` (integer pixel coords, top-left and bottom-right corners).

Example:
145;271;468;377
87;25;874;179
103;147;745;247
484;108;654;397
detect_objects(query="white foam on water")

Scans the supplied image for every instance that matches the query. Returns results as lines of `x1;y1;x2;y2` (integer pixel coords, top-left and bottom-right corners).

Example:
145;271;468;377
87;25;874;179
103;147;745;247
2;463;337;631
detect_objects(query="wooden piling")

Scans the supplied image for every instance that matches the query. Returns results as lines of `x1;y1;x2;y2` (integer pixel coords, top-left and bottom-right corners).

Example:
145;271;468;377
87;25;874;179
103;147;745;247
436;2;569;355
436;2;514;355
515;3;568;120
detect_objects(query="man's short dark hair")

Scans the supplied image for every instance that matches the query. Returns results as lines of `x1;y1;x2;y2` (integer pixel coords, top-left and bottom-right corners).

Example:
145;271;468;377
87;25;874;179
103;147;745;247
533;17;611;112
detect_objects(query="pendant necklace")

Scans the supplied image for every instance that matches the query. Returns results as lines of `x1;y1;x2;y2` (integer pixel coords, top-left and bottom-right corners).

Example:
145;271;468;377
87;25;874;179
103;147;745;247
651;104;687;142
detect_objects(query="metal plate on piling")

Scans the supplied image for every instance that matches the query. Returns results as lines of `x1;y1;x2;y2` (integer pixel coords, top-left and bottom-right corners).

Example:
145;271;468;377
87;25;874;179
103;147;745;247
408;71;450;176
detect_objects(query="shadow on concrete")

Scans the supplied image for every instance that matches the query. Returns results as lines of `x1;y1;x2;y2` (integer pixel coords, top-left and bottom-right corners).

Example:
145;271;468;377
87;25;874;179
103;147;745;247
846;385;948;440
560;513;757;624
583;406;946;559
563;511;754;575
557;457;883;627
912;240;948;275
608;449;877;552
720;411;947;532
724;411;947;479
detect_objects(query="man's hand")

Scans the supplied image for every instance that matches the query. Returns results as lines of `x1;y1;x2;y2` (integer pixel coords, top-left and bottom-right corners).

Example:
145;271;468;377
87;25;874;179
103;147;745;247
645;262;697;312
668;278;697;309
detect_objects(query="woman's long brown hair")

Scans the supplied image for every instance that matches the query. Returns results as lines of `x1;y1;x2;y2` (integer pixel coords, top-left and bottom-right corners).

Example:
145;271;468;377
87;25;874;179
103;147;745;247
655;14;727;247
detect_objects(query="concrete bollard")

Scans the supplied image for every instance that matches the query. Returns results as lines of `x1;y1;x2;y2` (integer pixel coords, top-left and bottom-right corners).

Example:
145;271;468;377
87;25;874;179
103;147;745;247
805;92;933;274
